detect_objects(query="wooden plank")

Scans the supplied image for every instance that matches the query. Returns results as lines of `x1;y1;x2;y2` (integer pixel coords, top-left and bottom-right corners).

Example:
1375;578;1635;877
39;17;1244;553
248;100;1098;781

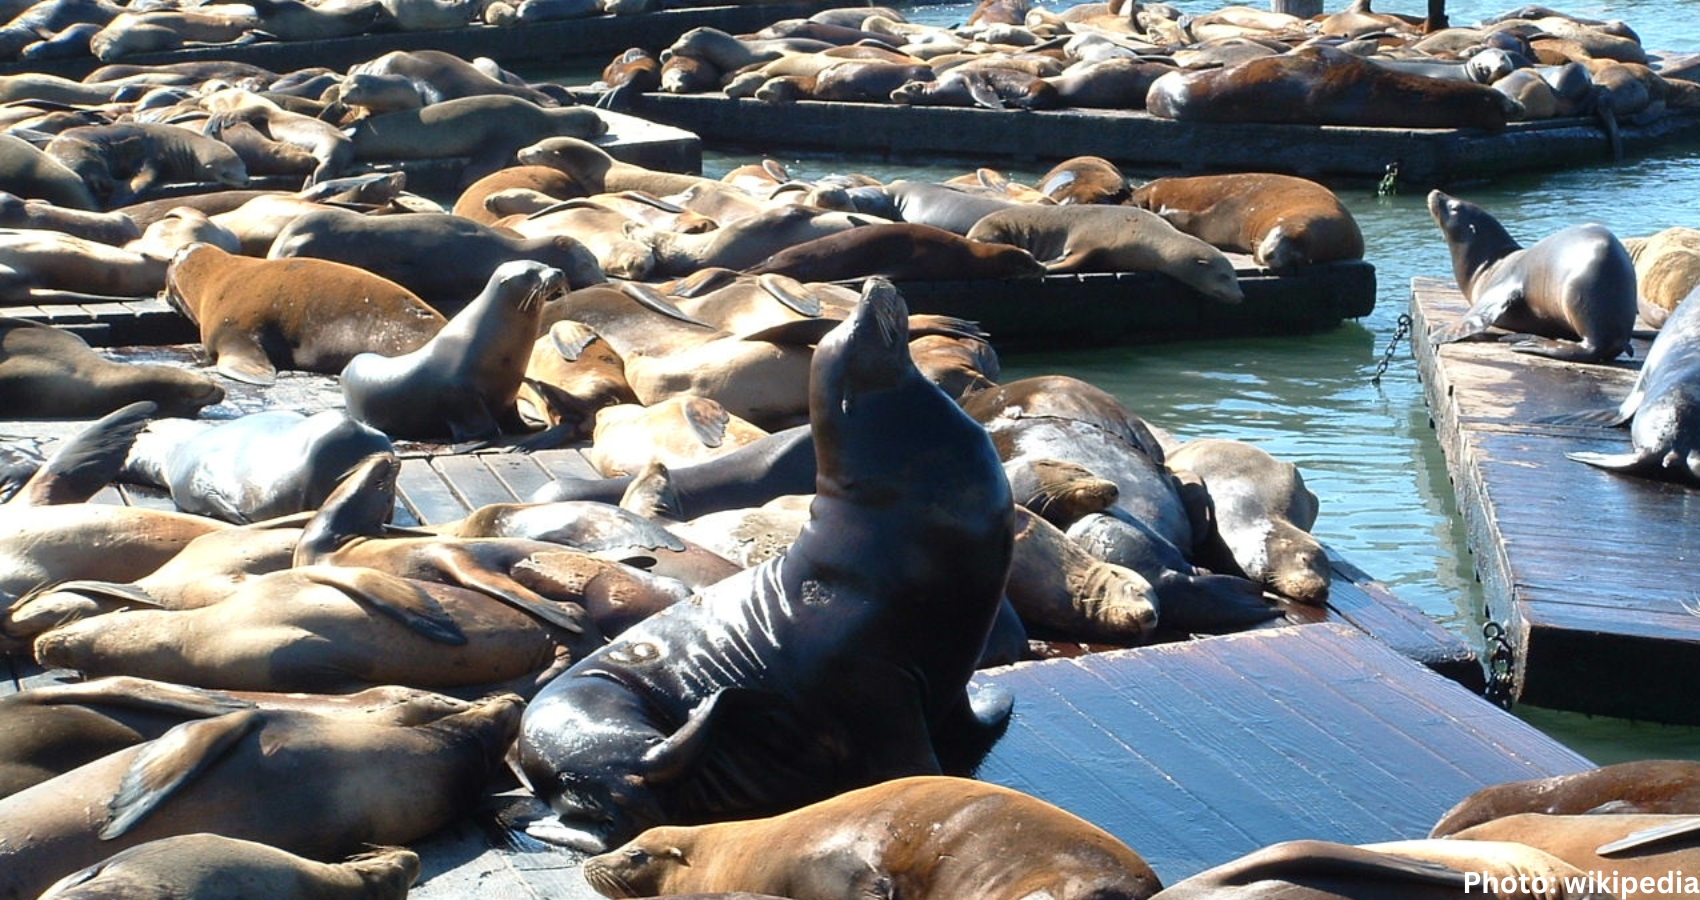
606;92;1700;184
481;453;560;503
431;455;522;510
395;458;473;525
532;449;603;482
1321;549;1482;691
1412;277;1700;724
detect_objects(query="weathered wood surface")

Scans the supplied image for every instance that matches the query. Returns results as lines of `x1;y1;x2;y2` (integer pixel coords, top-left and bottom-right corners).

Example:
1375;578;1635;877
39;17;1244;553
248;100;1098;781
13;260;1373;350
1412;276;1700;724
590;91;1700;184
0;0;835;79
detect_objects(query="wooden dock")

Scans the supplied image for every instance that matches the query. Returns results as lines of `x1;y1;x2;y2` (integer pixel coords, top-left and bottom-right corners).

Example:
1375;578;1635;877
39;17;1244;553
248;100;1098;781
593;91;1700;184
0;624;1575;898
1412;276;1700;725
12;260;1374;352
0;0;833;79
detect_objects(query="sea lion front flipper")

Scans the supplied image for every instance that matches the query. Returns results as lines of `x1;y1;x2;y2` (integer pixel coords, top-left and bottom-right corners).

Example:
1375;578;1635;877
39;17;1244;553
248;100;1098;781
680;396;731;449
25;676;253;718
211;344;279;386
755;273;823;317
12;401;155;506
19;579;161;609
1597;815;1700;856
618;460;681;520
1509;335;1620;362
547;321;599;362
1431;281;1522;344
102;708;263;839
931;680;1013;775
737;318;840;345
299;565;467;645
428;544;586;634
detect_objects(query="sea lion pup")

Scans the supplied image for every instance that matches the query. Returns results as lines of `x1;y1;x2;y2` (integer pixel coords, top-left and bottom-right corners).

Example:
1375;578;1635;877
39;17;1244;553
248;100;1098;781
1427;190;1636;363
741;222;1046;283
0;677;251;799
1147;45;1517;130
1006;505;1159;644
516;279;1016;851
165;243;444;385
1150;838;1604;899
966;205;1244;303
43;123;248;209
582;776;1160;900
1166;438;1329;604
1432;760;1700;837
0;693;522;900
0;192;138;244
37;835;420;900
1130;173;1364;269
0;318;223;418
342;260;565;441
344;95;607;186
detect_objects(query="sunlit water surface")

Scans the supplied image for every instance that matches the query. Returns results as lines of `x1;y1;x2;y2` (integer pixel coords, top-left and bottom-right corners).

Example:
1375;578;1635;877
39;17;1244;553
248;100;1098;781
559;0;1700;759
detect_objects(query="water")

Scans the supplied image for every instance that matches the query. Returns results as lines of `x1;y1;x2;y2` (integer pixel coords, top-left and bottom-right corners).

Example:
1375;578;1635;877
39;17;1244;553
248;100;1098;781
683;0;1700;760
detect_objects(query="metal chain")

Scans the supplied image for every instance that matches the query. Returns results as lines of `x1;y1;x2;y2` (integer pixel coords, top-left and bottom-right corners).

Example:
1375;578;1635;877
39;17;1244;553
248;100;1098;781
1482;621;1517;709
1370;313;1413;386
1377;160;1401;196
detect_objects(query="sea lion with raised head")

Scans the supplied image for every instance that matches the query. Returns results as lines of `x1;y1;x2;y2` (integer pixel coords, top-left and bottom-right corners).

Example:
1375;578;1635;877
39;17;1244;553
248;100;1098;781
517;278;1016;851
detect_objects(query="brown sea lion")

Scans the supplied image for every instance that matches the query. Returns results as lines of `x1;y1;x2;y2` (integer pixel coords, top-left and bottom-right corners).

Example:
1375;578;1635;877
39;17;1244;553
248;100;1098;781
1006;505;1159;644
1433;760;1700;836
1036;156;1130;205
0;693;521;900
1131;173;1363;269
165;242;444;385
36;835;419;900
452;164;588;224
1427;190;1636;362
516;136;718;198
581;776;1160;900
1448;813;1700;893
1147;45;1517;130
0;318;223;418
1624;227;1700;328
0;503;225;618
588;396;769;478
520;320;639;435
1004;456;1119;528
341;260;563;441
0;229;166;299
965;205;1244;303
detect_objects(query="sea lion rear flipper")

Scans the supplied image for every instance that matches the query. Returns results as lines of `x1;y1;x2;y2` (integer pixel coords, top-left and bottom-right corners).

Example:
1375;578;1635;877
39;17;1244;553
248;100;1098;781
428;544;586;634
299;565;468;645
1567;448;1654;473
12;401;156;506
1157;572;1283;633
102;708;263;839
25;676;253;717
1597;815;1700;856
1533;406;1633;428
1432;283;1522;344
1509;335;1619;362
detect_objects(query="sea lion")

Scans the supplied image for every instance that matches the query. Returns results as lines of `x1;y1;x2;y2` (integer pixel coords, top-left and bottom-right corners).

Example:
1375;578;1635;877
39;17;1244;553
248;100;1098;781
889;67;1060;110
0;503;225;621
515;136;717;198
1623;227;1700;328
267;207;603;313
1427;190;1636;362
123;410;393;524
1166;437;1329;603
742;222;1045;282
32;564;593;694
588;396;769;477
86;9;259;61
0;693;521;900
1044;57;1175;109
845;180;1019;235
516;279;1016;850
1006;505;1159;644
0;677;252;799
1447;813;1700;891
495;198;657;280
341;260;564;441
1150;838;1602;899
0;134;98;210
965;205;1244;303
1559;287;1700;483
0;192;137;244
1065;510;1281;633
961;374;1170;462
1003;456;1118;528
43;123;248;208
165;242;444;385
0;228;167;299
1130;173;1364;269
344;95;607;185
582;776;1160;900
346;49;560;107
1036;156;1130;205
36;834;419;900
453;165;588;224
0;318;223;418
1432;760;1700;837
1147;45;1517;130
123;208;241;263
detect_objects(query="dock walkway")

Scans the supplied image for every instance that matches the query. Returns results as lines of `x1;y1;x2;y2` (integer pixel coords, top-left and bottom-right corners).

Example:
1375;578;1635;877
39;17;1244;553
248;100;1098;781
1412;276;1700;724
2;625;1580;898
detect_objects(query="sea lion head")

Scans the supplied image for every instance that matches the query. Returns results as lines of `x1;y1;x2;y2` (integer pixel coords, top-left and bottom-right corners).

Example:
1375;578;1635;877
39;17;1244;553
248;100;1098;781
581;828;693;898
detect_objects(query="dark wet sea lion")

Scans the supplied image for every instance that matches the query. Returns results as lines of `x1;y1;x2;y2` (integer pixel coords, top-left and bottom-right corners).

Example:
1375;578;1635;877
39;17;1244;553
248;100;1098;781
516;279;1016;850
583;776;1160;900
1427;189;1636;362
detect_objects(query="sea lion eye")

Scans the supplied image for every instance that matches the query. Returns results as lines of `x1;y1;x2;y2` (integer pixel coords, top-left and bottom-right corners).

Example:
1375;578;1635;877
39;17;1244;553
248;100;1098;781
625;847;651;864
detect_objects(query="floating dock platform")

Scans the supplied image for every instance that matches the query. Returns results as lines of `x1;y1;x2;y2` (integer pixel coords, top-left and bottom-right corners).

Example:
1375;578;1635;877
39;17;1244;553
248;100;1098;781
12;259;1374;353
596;91;1700;184
2;625;1581;897
1412;276;1700;725
0;0;833;79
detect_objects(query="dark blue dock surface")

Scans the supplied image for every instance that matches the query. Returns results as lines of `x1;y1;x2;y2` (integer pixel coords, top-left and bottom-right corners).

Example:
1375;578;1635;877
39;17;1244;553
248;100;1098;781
1412;276;1700;725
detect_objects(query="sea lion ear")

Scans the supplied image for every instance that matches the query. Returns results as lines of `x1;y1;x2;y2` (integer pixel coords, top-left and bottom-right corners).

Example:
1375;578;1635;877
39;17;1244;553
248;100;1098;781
664;846;689;865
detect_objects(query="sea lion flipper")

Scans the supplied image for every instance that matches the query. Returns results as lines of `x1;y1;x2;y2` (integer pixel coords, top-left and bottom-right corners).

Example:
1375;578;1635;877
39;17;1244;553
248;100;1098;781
428;545;587;634
1566;448;1653;473
547;321;599;362
300;566;468;645
1509;335;1614;362
1597;815;1700;856
615;281;718;330
102;708;264;839
755;273;823;317
737;318;840;345
213;347;279;386
25;676;253;718
20;579;162;609
13;401;155;506
681;396;731;449
1433;283;1521;344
